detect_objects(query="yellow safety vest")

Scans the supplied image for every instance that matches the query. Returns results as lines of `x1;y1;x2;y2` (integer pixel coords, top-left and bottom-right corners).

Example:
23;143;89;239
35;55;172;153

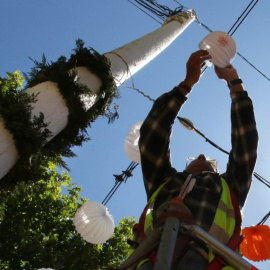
141;177;238;269
144;180;169;234
208;178;238;270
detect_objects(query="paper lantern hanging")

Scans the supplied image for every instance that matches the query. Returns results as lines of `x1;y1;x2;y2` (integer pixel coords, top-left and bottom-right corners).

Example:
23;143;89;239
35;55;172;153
240;225;270;261
74;201;115;244
125;121;143;164
199;31;237;68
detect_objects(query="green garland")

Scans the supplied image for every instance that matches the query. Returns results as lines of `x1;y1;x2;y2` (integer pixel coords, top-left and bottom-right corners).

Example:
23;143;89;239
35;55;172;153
0;78;51;159
0;40;118;186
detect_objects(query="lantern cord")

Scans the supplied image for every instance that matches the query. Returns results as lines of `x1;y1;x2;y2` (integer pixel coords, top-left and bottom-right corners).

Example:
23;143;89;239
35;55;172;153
121;85;156;102
177;117;270;189
177;117;229;155
257;211;270;225
102;161;138;205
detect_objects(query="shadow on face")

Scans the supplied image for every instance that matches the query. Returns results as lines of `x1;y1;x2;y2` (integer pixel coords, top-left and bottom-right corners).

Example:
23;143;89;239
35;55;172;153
185;154;216;175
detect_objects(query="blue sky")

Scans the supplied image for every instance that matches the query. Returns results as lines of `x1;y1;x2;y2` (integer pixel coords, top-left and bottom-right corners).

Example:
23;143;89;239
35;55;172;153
1;0;270;269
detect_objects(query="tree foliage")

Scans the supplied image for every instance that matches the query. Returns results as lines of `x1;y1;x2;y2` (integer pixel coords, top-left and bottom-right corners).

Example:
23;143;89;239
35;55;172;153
0;70;135;269
0;161;136;270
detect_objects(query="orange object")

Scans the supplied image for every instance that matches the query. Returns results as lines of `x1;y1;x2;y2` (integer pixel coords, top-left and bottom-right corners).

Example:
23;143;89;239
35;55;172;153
240;225;270;261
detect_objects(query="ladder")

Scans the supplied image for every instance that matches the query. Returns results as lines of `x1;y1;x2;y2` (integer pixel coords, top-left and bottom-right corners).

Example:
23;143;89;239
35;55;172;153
120;200;258;270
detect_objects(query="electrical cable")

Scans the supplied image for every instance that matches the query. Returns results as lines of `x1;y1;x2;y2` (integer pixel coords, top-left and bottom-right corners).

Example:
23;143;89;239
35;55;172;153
253;172;270;188
228;0;259;36
257;210;270;225
127;0;185;22
236;51;270;82
227;0;257;35
102;161;138;205
127;0;163;24
177;117;230;155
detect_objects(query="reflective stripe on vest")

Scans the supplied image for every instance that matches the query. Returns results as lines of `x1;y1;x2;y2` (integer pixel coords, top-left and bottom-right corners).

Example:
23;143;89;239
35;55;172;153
144;177;236;244
144;180;169;234
208;177;237;270
141;176;238;269
208;177;236;245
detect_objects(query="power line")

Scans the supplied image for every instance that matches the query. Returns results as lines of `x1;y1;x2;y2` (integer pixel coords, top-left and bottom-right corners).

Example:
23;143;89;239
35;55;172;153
127;0;163;24
228;0;259;36
102;161;138;205
237;51;270;82
128;0;185;21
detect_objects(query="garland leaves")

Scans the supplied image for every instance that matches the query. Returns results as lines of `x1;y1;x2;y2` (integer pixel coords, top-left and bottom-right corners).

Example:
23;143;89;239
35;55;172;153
0;40;118;186
0;71;51;159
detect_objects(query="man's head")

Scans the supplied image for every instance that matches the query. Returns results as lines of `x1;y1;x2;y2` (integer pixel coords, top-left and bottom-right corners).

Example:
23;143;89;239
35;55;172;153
185;154;218;175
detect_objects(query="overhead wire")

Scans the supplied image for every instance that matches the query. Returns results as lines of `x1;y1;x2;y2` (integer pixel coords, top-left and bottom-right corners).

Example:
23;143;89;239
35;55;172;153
102;161;138;205
228;0;259;36
127;0;163;24
257;210;270;225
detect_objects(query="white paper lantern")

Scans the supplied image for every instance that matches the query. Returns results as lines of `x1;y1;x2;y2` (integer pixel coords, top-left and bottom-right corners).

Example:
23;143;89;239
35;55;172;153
199;31;237;68
38;268;54;270
74;201;115;244
125;121;143;164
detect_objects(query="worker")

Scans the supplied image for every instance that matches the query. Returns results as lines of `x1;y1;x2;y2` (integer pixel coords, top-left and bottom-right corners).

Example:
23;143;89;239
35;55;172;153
136;50;259;269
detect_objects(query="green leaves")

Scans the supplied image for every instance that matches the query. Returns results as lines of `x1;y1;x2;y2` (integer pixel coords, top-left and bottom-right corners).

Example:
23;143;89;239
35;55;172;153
0;162;136;270
0;70;24;93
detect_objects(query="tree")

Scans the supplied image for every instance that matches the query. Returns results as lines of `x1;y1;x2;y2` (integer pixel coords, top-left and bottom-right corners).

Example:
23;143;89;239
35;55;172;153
0;161;136;270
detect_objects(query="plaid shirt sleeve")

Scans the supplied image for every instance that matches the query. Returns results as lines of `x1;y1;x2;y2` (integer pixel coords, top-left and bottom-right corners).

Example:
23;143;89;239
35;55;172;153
139;87;187;200
139;88;258;208
221;91;259;208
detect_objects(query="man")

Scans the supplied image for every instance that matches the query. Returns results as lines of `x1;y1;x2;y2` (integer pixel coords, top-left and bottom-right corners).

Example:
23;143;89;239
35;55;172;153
137;50;259;269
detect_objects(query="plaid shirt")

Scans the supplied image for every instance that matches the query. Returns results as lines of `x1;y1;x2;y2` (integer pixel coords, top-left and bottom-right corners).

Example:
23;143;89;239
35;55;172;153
139;87;258;233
